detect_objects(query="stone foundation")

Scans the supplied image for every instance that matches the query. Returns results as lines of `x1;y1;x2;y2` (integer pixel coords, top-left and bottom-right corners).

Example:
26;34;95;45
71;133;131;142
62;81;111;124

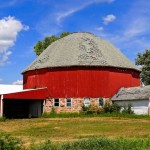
43;97;110;113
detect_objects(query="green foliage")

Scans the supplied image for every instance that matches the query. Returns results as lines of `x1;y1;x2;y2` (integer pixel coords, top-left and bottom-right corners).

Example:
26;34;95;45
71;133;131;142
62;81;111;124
29;137;150;150
122;103;134;114
103;103;121;113
1;134;150;150
0;135;22;150
135;49;150;85
30;140;57;150
42;103;134;118
0;117;6;122
34;32;70;56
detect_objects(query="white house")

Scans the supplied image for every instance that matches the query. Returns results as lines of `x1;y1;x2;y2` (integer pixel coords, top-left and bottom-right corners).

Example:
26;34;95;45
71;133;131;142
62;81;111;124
112;86;150;115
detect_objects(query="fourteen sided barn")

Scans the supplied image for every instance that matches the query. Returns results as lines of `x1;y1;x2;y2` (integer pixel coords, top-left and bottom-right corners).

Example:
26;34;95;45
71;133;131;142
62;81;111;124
0;32;140;118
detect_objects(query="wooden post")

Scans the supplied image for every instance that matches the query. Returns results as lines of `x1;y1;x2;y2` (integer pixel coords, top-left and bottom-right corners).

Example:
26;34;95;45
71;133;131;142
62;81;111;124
148;98;150;116
0;95;3;117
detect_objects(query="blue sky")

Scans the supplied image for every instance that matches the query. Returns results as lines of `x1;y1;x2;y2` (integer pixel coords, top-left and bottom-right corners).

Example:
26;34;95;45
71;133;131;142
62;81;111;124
0;0;150;84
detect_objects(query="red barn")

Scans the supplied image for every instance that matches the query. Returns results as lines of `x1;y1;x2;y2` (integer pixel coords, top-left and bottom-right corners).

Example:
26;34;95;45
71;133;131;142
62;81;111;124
0;32;140;118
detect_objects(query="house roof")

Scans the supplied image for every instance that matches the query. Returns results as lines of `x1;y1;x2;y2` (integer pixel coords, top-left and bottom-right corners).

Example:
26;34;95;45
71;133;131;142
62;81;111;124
22;32;140;73
112;85;150;101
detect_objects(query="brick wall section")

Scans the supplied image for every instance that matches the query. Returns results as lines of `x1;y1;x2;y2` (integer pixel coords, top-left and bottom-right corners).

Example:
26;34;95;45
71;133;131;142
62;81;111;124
43;97;109;113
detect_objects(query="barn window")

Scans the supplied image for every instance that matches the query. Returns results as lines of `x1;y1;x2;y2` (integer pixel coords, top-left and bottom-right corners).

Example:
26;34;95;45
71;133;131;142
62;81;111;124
54;98;59;107
84;98;90;107
66;98;72;107
99;98;103;107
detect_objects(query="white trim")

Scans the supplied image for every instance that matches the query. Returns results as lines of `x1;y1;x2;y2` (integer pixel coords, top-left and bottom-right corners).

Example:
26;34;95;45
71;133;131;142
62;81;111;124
53;98;60;107
84;97;90;107
66;98;72;107
0;95;3;117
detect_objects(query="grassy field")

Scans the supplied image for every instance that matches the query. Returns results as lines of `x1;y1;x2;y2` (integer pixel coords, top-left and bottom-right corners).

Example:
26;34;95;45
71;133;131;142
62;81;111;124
0;117;150;146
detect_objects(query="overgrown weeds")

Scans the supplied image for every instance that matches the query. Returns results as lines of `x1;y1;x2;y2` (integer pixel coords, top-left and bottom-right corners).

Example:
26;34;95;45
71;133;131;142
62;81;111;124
42;103;140;119
0;134;22;150
28;137;150;150
1;135;150;150
0;117;6;122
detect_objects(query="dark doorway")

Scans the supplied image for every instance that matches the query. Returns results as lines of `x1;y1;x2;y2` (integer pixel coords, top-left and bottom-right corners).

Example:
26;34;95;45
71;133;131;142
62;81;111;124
3;100;43;119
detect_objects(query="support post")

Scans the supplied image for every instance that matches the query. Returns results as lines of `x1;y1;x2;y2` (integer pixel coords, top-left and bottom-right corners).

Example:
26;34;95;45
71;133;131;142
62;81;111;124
0;95;3;117
148;97;150;116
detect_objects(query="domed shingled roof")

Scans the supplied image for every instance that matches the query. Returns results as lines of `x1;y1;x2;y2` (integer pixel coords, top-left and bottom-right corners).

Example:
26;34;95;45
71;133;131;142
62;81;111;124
23;32;140;73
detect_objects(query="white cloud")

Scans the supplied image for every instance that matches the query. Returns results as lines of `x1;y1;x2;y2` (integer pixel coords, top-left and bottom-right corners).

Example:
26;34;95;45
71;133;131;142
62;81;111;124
124;18;149;38
103;14;116;25
56;0;115;25
0;78;3;82
0;16;29;66
95;0;115;3
12;80;23;85
37;0;115;36
96;26;104;31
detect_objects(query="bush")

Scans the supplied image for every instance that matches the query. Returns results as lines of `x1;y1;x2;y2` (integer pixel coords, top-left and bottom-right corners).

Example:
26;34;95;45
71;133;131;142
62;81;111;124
103;103;121;113
122;103;134;114
0;135;22;150
82;104;104;115
30;140;57;150
29;137;150;150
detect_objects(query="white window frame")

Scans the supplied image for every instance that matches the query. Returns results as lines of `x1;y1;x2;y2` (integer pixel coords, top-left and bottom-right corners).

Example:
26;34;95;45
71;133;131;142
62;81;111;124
66;98;72;107
53;98;60;107
84;98;90;107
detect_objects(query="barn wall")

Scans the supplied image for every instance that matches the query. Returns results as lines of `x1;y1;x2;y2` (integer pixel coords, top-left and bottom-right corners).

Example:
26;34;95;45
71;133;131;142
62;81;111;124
23;67;140;98
108;68;140;97
43;97;104;113
0;96;1;117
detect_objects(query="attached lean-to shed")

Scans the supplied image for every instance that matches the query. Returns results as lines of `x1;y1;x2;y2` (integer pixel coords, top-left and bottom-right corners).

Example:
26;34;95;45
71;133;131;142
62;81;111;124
112;86;150;115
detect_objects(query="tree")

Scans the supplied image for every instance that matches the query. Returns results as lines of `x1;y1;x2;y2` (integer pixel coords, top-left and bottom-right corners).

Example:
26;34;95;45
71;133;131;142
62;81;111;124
135;50;150;85
34;32;70;56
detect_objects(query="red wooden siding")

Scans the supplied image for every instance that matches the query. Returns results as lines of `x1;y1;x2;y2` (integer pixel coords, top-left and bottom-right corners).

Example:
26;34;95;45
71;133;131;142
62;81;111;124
3;88;48;100
0;96;1;113
23;67;140;98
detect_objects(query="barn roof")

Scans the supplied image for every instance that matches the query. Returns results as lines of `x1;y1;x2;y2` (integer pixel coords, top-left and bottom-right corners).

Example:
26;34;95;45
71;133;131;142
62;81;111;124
112;85;150;101
23;32;140;73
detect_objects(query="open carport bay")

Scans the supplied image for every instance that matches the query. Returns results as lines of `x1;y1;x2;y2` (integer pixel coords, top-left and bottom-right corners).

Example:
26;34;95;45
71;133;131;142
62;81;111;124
3;99;43;118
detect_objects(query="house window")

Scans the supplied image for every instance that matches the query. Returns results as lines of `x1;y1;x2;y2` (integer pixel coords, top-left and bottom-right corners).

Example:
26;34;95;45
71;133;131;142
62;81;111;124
66;98;72;107
84;98;90;107
99;98;103;107
54;98;59;107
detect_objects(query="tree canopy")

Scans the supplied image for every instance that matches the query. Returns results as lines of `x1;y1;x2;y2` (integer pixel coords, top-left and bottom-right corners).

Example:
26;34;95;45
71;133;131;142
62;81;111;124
34;32;70;56
135;50;150;85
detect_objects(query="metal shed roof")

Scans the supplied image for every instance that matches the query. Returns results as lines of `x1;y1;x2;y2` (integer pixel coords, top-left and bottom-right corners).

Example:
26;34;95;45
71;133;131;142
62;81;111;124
112;86;150;101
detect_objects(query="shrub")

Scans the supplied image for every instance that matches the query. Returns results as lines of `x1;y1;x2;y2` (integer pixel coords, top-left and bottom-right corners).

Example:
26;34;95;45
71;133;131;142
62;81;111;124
82;104;104;115
103;103;121;113
0;117;6;122
122;103;134;114
30;140;57;150
0;135;22;150
29;137;150;150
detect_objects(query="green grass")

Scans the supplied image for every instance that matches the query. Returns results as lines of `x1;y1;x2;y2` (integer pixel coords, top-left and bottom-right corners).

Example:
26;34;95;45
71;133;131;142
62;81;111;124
32;137;150;150
1;117;150;145
1;135;150;150
0;117;6;122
